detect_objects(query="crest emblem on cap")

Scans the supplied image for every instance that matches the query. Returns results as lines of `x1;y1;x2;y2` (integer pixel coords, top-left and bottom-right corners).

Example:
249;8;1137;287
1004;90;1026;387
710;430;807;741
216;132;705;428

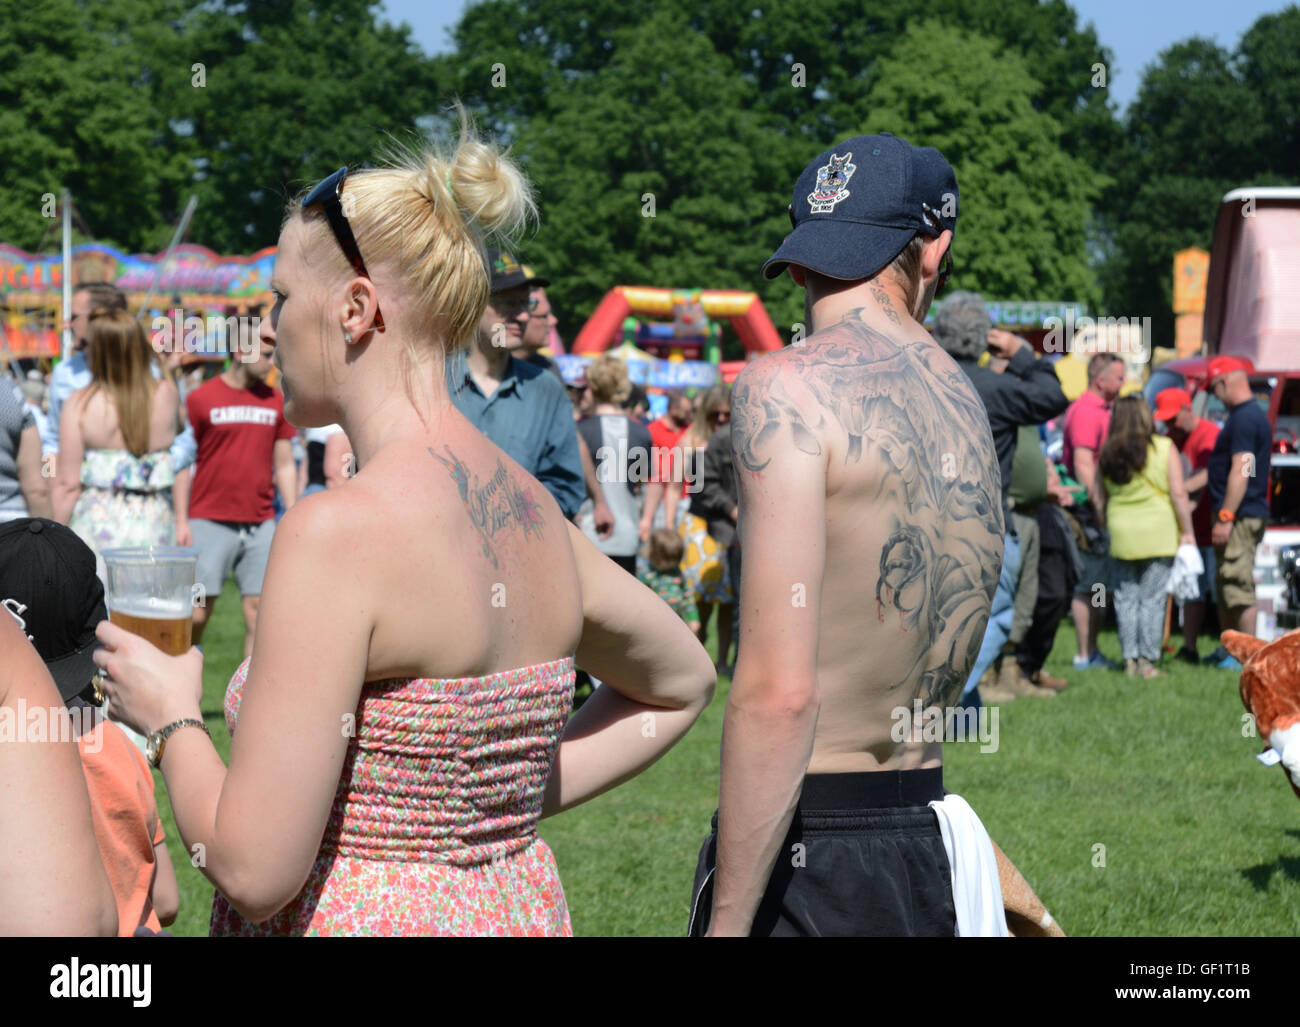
494;252;522;275
808;152;856;213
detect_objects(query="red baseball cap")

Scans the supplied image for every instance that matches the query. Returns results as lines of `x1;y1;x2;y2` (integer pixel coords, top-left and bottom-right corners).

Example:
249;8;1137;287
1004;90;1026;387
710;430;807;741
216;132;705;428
1206;355;1253;385
1153;387;1191;422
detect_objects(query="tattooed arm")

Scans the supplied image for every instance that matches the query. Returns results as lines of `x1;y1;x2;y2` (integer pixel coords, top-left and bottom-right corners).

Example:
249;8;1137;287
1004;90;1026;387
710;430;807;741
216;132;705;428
708;359;826;937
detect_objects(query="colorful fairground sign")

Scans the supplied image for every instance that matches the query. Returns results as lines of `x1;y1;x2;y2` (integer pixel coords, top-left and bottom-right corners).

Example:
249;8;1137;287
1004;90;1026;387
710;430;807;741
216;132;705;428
0;242;275;359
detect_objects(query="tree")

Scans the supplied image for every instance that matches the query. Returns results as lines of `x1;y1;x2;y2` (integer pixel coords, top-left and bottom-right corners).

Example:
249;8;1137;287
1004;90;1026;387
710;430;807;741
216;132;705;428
1237;5;1300;180
498;9;798;355
1095;37;1272;345
0;0;193;252
176;0;439;253
861;21;1105;306
439;0;1120;337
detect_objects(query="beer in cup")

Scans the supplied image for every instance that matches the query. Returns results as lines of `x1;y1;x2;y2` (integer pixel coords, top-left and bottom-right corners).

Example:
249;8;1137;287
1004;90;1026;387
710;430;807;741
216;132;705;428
101;547;199;656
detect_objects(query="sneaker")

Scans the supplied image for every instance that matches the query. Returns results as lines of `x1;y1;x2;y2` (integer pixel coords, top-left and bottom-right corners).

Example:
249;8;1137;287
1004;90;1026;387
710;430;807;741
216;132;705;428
1124;658;1139;677
1175;645;1200;664
1137;657;1167;679
1030;669;1070;692
1215;654;1243;671
1073;651;1118;671
1201;645;1230;666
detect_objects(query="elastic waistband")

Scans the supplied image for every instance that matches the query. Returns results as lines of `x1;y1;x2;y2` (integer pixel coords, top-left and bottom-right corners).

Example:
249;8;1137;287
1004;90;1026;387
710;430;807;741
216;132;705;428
798;768;944;811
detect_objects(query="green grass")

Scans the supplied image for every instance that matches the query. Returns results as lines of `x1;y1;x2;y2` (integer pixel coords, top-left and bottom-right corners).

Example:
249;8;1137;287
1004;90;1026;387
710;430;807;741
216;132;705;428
159;581;1300;936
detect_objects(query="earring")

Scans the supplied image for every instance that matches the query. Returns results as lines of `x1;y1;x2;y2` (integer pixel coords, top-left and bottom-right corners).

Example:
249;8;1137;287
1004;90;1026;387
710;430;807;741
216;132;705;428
344;330;353;344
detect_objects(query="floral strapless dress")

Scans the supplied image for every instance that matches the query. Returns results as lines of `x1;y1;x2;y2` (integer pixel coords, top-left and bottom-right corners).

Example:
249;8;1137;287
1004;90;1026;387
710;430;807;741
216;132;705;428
209;656;576;936
69;448;175;563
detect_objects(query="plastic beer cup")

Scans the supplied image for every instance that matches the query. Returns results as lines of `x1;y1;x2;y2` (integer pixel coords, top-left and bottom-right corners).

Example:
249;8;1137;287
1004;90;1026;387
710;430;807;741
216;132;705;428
101;547;199;656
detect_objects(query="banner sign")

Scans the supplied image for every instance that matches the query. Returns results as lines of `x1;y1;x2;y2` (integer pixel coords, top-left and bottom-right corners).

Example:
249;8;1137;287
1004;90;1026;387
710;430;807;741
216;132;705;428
555;354;719;389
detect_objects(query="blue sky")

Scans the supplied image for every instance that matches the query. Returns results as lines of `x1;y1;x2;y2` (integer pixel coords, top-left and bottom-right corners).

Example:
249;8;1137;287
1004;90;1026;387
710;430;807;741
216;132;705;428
378;0;1294;112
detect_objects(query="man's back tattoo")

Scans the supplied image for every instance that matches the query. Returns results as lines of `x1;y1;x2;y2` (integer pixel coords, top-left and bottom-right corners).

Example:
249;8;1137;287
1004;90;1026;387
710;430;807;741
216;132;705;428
731;313;1003;707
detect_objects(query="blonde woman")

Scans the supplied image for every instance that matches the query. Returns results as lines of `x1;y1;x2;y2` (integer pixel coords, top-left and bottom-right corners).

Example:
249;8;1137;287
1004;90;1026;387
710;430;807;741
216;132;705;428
575;355;655;574
99;120;714;936
677;385;734;658
53;310;182;563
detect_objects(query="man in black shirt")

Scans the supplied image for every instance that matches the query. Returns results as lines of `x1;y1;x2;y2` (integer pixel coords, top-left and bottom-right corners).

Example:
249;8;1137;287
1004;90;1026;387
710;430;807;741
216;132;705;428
1205;356;1272;665
931;292;1068;705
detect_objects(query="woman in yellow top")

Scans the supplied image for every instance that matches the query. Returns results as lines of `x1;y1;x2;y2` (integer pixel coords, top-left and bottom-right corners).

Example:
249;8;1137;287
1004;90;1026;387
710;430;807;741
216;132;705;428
1098;396;1195;679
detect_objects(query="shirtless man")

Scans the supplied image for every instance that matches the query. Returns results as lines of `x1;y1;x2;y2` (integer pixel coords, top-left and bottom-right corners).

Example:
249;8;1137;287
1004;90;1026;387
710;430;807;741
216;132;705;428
691;135;1007;937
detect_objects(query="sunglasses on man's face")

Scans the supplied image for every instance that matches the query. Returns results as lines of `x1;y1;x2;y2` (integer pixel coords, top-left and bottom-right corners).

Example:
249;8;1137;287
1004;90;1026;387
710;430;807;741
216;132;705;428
494;295;540;315
302;166;385;332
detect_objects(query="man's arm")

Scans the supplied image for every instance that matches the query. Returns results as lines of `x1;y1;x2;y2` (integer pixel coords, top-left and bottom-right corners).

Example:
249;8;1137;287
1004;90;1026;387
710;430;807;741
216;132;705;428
51;394;84;523
534;389;586;519
1212;451;1254;547
992;338;1069;427
173;467;192;546
709;361;825;937
43;364;69;456
168;422;196;475
576;431;613;536
1074;446;1102;516
16;424;52;519
273;439;297;512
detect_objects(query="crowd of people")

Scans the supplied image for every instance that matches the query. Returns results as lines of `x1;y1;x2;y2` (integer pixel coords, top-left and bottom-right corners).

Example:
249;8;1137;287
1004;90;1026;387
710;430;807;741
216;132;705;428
0;117;1276;937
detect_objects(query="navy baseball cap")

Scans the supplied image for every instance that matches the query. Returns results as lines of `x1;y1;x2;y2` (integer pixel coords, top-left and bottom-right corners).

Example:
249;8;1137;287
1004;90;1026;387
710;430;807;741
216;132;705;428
762;133;959;281
0;518;106;702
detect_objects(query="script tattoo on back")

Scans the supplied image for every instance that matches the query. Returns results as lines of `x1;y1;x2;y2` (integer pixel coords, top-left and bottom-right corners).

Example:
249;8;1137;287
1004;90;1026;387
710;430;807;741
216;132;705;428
428;446;546;569
731;312;1004;708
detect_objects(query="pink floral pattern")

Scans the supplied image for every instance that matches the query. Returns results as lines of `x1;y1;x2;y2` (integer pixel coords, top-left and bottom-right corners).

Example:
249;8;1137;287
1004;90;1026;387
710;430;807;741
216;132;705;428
210;656;575;936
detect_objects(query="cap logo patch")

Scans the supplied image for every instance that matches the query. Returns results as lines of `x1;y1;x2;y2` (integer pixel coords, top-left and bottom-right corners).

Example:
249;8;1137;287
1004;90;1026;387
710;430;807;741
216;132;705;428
808;152;856;213
494;252;522;275
2;598;33;641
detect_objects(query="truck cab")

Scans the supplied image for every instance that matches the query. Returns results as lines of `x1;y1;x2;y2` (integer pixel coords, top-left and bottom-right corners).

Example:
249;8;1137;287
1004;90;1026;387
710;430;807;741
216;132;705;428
1150;188;1300;636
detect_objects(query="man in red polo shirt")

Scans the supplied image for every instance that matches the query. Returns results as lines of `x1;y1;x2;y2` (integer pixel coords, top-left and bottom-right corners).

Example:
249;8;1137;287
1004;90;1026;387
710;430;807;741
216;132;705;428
174;334;297;659
1061;352;1125;670
1154;387;1220;661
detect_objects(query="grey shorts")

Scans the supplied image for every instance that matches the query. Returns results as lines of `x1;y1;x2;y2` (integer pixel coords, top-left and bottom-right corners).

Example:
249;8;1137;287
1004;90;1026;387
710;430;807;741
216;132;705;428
1073;550;1113;597
191;518;276;599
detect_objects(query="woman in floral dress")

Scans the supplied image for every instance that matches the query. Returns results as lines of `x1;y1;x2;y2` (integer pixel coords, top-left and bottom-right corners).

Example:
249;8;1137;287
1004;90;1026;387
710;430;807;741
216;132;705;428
52;310;182;572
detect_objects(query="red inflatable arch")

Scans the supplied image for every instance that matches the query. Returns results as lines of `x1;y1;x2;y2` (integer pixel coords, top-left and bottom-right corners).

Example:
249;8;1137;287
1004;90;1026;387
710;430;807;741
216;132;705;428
571;286;784;360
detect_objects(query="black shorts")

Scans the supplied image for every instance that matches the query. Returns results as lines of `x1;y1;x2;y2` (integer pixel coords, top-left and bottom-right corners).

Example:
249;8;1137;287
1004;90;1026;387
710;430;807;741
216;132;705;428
687;768;957;937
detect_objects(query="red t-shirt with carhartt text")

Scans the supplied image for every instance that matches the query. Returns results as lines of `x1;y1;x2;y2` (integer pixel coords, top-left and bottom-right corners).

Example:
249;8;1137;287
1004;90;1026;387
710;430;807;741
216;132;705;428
186;376;295;523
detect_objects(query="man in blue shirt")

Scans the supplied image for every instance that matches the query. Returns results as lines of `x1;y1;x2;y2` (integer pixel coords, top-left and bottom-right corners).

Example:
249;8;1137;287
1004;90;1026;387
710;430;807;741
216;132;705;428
1205;355;1272;665
45;283;196;472
447;250;584;519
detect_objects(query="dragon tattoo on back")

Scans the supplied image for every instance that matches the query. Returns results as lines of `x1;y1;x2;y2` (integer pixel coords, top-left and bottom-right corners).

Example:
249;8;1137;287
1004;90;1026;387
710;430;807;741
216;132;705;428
731;313;1004;708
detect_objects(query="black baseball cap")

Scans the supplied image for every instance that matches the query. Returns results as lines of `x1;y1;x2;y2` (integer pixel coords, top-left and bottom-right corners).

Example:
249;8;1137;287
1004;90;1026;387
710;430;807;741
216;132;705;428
487;249;548;292
0;518;106;702
762;133;959;281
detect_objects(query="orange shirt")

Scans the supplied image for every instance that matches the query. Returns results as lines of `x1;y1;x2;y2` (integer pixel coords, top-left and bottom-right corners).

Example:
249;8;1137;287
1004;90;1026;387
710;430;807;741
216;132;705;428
77;710;164;936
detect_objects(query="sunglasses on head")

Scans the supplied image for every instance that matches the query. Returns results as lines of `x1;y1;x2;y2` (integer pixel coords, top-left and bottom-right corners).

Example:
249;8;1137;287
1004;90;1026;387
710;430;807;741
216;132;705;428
303;166;385;333
921;205;954;292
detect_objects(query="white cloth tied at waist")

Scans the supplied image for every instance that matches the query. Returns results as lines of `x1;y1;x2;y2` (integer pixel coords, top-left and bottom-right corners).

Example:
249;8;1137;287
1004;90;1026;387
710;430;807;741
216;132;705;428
1169;543;1206;601
927;793;1009;937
